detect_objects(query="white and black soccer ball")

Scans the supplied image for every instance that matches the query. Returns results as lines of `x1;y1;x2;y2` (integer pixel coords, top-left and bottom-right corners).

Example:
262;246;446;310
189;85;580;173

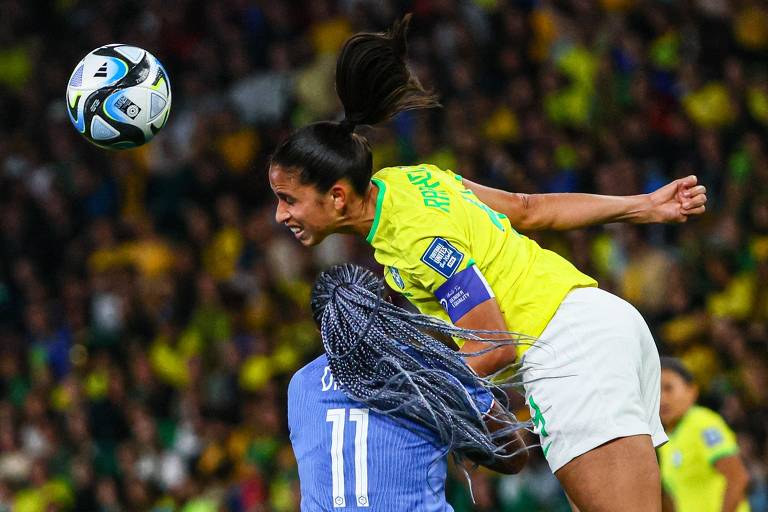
65;44;171;150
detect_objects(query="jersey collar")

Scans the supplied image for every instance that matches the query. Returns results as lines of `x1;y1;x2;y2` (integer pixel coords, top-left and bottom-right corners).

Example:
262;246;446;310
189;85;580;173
366;178;387;243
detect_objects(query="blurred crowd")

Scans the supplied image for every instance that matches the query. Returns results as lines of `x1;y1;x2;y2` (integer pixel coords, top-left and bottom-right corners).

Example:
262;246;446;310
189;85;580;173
1;0;768;510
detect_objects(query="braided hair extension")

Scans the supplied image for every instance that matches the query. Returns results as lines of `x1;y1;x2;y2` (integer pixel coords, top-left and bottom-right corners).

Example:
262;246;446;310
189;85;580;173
311;263;533;469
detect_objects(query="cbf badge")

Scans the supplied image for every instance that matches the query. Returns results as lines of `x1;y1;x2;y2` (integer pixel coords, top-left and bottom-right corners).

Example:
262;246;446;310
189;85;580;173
389;267;405;289
672;450;683;468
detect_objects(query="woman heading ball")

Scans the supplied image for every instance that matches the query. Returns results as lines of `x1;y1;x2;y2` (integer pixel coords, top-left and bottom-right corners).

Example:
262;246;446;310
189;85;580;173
268;15;707;512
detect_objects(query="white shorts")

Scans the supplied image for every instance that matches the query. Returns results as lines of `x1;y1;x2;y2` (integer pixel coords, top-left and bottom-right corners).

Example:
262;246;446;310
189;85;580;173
520;287;668;473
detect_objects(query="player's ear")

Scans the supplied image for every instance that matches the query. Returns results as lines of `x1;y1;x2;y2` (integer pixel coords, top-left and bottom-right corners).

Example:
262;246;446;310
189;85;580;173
329;181;350;211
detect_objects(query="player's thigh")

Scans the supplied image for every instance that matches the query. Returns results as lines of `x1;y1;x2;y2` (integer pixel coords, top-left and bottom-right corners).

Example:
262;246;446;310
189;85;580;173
555;434;660;512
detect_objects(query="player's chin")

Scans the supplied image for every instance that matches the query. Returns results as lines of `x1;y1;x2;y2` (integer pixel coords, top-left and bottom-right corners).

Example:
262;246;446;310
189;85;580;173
299;231;324;247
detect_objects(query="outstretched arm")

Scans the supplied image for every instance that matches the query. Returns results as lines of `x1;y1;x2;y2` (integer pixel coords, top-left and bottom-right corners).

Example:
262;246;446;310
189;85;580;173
463;175;707;231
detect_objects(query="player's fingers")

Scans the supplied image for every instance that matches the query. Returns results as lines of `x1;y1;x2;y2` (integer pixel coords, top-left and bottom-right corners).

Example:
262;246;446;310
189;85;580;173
680;175;697;188
682;205;706;216
684;184;706;195
682;194;707;209
682;184;705;198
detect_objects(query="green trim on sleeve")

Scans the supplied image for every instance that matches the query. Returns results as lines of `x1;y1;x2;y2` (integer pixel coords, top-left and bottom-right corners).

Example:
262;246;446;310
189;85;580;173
366;178;387;243
707;447;740;466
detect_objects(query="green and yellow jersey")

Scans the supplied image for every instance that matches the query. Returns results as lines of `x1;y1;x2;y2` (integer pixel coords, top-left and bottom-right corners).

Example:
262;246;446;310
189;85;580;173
366;164;596;354
659;405;750;512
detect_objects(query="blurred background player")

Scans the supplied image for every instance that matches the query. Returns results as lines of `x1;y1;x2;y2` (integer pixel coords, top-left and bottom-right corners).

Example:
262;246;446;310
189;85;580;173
289;264;527;510
659;357;751;512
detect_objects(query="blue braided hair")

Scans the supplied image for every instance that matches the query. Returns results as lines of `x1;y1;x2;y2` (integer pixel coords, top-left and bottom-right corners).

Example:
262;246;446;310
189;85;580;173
311;263;532;468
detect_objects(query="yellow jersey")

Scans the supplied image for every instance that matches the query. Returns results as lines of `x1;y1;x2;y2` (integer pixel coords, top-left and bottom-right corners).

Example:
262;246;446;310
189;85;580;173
366;164;597;353
659;405;750;512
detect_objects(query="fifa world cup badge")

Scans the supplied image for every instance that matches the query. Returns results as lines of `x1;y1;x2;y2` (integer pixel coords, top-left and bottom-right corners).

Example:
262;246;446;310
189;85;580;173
390;267;405;289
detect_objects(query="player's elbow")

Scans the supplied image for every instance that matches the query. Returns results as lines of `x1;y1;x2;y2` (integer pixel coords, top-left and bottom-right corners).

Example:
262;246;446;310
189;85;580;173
511;193;551;231
467;344;517;378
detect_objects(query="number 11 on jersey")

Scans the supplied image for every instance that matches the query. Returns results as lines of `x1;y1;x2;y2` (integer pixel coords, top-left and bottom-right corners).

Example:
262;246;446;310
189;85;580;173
326;408;370;508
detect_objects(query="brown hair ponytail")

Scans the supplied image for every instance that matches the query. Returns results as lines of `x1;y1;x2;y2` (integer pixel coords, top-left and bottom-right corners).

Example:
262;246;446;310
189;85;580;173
335;14;441;129
270;14;441;195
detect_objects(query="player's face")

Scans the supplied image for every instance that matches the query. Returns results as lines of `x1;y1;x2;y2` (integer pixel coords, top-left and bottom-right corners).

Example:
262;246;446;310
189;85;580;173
659;369;698;427
269;164;338;246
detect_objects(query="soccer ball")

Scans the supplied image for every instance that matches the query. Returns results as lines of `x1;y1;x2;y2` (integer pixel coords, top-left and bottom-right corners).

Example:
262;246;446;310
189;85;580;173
65;44;171;150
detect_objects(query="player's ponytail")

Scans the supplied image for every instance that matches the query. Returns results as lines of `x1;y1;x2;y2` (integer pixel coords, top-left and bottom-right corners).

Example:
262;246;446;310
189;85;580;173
311;263;531;469
269;14;440;196
335;13;441;130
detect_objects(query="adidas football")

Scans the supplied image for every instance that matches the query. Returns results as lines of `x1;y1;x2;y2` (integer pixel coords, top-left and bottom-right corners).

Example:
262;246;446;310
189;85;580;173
65;44;171;149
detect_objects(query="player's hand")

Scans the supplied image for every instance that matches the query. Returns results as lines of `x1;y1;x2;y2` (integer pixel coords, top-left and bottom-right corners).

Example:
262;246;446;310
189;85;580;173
646;175;707;223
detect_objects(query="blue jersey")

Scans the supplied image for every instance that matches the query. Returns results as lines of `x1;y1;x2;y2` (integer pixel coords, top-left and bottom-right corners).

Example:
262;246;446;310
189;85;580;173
288;355;492;511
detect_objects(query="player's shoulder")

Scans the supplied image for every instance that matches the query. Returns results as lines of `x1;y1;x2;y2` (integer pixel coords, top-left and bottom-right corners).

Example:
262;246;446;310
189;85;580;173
373;163;463;228
288;354;329;395
370;164;467;263
685;405;735;445
374;163;459;183
687;405;727;427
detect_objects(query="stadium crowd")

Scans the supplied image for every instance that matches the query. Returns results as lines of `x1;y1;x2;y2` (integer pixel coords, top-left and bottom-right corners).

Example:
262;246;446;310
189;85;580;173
1;0;767;510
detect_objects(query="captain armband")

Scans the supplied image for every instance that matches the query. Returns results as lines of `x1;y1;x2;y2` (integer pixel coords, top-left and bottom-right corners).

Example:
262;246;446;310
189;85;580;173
434;265;495;323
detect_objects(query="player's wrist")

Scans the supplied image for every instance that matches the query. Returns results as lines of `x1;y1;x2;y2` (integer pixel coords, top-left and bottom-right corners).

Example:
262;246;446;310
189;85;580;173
626;194;656;224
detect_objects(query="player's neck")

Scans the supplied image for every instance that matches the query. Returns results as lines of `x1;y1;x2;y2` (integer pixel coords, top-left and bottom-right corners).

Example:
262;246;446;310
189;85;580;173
334;182;379;239
665;407;693;432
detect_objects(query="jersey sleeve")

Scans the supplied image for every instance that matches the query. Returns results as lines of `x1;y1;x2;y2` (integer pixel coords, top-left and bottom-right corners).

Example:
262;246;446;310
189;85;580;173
452;375;494;415
389;227;499;325
696;413;740;465
407;234;474;293
469;383;495;415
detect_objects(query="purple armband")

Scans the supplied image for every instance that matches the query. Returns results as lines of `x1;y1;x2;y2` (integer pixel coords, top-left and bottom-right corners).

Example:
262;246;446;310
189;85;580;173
434;265;495;323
